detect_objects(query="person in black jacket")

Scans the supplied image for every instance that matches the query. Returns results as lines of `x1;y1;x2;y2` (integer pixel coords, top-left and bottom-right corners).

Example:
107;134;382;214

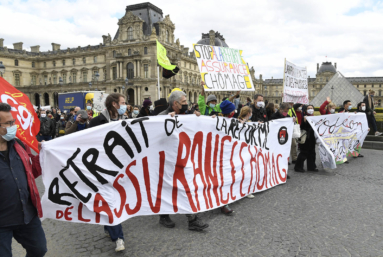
265;102;275;120
250;94;268;123
88;93;127;252
363;90;382;136
38;110;55;141
137;99;152;118
294;105;318;172
270;103;292;120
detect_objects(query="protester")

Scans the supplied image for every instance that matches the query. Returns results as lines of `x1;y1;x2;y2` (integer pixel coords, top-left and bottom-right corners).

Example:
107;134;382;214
38;109;55;142
89;93;127;252
47;112;57;139
294;105;318;172
250;94;268;123
85;101;95;119
153;98;168;115
288;103;303;164
130;106;140;119
0;103;47;257
56;113;67;138
234;103;243;118
274;104;280;113
52;108;60;122
66;107;75;121
246;97;252;106
363;90;382;136
158;90;209;231
265;103;276;120
338;100;352;113
137;99;152;118
198;81;239;116
65;110;89;135
319;97;336;115
126;104;133;117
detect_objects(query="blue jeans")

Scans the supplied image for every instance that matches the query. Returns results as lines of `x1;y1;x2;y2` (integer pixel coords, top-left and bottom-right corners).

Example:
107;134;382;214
0;215;47;257
104;225;124;242
38;135;52;142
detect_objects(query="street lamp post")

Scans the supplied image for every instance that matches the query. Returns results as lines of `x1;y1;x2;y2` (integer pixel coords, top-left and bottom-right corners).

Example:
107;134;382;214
0;61;5;78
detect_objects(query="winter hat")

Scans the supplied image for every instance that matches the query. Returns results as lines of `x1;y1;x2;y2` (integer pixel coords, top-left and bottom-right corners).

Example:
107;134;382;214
206;94;217;103
220;100;235;115
143;99;152;108
76;110;89;120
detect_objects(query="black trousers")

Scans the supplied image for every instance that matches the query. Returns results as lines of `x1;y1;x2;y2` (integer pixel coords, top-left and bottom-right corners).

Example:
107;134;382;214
295;146;317;170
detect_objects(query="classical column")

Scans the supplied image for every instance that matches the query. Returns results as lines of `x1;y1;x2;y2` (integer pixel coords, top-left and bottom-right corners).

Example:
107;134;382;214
135;86;138;105
138;86;141;103
120;62;123;78
138;60;141;77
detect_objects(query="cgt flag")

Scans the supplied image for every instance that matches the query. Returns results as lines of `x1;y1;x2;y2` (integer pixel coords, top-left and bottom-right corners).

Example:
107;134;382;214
0;77;40;152
156;40;177;71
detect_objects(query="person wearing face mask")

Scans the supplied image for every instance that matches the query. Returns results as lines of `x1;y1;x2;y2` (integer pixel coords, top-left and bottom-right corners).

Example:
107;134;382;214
320;97;336;115
363;90;382;136
158;91;211;231
38;110;55;142
265;103;276;120
294;105;319;173
198;81;239;116
89;93;127;252
251;94;268;123
287;103;303;164
137;99;153;118
288;103;303;125
56;113;67;137
0;103;47;257
131;106;140;118
64;110;89;135
338;100;352;113
274;104;280;113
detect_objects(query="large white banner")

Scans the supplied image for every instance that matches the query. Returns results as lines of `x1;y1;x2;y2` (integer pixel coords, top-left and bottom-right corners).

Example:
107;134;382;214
193;44;255;91
307;113;369;169
283;60;309;104
40;116;293;225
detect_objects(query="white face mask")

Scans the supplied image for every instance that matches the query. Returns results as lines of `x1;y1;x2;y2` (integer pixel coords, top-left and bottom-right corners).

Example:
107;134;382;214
361;106;366;111
41;114;46;118
330;109;335;114
307;109;314;115
298;107;302;111
256;101;265;108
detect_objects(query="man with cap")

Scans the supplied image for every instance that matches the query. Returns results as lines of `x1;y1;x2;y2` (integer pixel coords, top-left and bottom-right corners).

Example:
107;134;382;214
65;109;89;135
198;81;240;116
251;94;268;123
153;98;168;115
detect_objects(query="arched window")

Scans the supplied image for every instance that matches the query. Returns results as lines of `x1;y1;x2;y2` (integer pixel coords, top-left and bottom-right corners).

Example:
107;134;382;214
128;49;131;56
127;63;134;79
53;61;56;67
72;58;76;65
144;47;148;55
166;30;169;42
82;57;86;64
128;27;133;40
15;60;18;66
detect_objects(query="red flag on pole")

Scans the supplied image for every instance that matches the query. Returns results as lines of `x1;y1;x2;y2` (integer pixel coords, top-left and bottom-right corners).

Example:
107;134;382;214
0;77;40;152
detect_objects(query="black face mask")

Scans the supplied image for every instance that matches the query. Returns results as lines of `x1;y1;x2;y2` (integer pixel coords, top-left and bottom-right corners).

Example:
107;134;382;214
179;104;188;114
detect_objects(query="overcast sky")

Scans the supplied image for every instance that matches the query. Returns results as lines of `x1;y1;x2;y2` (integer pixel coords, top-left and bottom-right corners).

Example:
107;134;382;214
1;0;382;79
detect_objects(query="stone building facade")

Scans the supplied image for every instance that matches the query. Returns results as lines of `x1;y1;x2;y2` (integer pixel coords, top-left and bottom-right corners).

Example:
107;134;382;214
0;2;258;108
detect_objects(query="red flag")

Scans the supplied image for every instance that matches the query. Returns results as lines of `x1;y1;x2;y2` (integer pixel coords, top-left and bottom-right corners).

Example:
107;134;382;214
0;77;40;152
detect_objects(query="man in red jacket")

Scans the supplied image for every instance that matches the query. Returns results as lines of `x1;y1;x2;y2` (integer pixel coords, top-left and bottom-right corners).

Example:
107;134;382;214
0;103;46;257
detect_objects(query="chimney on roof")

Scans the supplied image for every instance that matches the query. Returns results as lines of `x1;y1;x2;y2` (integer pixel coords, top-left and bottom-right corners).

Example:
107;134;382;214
259;74;262;81
30;45;40;53
51;43;61;51
13;42;23;50
209;30;215;46
335;63;337;70
0;39;3;48
317;63;319;72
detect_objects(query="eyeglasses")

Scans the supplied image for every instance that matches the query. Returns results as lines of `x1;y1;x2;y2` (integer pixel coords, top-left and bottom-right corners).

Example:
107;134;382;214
0;119;16;128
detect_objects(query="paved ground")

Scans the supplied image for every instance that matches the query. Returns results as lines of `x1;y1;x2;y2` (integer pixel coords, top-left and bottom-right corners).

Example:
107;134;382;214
12;149;383;257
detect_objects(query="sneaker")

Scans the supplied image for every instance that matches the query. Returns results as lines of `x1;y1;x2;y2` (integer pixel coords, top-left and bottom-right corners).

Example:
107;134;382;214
358;154;364;158
188;216;209;231
221;205;234;215
344;161;349;164
115;238;125;252
159;215;175;228
294;167;305;173
246;194;255;199
375;132;382;136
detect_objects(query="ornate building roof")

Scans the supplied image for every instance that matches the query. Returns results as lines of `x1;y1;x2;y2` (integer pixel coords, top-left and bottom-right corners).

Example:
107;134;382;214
196;31;229;47
317;62;336;74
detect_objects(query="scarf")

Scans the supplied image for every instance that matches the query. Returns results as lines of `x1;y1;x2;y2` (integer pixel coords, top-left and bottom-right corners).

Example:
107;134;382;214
77;122;86;131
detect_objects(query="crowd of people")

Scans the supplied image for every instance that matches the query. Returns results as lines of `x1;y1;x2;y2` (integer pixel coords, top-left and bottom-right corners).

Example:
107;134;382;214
1;82;381;256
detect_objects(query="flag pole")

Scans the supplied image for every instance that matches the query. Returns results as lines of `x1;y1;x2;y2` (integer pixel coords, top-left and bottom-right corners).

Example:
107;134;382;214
282;58;286;103
157;64;160;100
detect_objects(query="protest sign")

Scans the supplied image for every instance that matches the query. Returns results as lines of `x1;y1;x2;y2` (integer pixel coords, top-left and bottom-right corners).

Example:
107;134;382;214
40;116;293;225
93;92;108;112
282;60;309;104
0;77;40;152
307;113;369;169
193;44;255;92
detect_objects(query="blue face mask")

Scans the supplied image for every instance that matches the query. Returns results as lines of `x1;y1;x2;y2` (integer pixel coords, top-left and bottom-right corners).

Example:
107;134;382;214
209;103;216;109
248;114;252;120
87;106;92;110
118;105;127;115
133;110;139;115
348;105;352;110
2;125;17;141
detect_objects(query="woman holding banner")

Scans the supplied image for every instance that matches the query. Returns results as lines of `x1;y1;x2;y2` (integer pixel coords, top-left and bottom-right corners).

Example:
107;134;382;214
294;105;318;173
